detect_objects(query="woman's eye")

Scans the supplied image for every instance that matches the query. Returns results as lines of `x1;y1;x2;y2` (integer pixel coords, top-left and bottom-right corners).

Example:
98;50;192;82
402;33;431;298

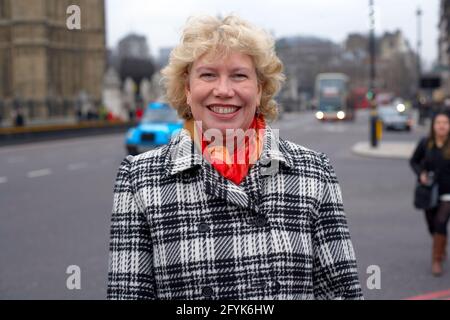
233;74;248;80
200;73;216;79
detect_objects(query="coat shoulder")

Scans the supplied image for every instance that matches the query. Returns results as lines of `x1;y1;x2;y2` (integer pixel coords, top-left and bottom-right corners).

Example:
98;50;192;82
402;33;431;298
281;138;331;168
130;145;167;162
121;144;170;177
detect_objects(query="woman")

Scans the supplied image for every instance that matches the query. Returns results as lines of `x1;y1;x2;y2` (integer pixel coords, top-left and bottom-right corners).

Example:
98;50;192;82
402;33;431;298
107;15;363;300
410;112;450;276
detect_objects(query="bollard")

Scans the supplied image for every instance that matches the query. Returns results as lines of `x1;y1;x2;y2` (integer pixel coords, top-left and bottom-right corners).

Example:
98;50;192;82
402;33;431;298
370;111;378;148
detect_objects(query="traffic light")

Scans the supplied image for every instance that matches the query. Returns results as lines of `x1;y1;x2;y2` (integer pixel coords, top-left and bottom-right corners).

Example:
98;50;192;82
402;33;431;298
366;90;374;100
420;76;440;89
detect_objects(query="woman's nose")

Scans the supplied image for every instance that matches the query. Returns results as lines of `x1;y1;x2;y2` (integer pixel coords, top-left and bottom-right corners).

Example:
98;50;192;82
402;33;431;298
213;77;235;97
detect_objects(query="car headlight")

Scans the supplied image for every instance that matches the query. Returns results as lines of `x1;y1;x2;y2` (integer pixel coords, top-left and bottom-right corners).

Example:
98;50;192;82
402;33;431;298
337;111;346;119
316;111;324;120
396;104;406;112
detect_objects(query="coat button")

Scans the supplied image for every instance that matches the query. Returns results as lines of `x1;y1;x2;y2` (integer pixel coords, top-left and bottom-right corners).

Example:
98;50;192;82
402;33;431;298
273;281;281;293
254;216;268;227
198;223;210;232
202;286;214;297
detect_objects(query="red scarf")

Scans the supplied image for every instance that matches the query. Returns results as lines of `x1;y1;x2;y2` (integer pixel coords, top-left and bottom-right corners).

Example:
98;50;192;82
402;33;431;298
184;115;266;185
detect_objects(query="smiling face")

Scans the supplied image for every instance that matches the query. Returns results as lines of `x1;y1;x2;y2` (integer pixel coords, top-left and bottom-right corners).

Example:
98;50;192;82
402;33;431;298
185;51;262;135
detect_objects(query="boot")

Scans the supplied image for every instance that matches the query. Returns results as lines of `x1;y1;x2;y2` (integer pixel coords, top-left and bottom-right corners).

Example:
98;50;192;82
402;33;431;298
443;236;448;262
432;234;447;276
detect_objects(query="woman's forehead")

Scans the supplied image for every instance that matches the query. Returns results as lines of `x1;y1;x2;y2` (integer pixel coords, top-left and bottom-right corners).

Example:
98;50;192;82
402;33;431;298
435;115;450;122
192;51;255;69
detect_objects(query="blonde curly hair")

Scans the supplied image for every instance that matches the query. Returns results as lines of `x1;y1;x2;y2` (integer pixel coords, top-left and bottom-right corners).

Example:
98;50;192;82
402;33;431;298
161;14;285;122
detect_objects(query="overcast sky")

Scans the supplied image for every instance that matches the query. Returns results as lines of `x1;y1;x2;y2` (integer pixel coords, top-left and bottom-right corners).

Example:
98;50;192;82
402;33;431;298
106;0;440;68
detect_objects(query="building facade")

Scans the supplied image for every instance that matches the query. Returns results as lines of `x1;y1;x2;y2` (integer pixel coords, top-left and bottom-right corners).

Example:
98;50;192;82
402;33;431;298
438;0;450;96
275;36;342;111
117;34;150;61
342;30;417;98
0;0;106;121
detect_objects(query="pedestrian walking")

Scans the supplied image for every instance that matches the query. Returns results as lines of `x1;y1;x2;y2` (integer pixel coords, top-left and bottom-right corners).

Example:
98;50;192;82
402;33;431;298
107;14;363;300
13;107;25;127
410;111;450;276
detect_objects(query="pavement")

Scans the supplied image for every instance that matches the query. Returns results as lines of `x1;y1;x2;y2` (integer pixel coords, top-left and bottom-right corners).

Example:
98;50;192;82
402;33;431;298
0;117;134;147
351;115;430;160
352;141;417;159
0;116;78;128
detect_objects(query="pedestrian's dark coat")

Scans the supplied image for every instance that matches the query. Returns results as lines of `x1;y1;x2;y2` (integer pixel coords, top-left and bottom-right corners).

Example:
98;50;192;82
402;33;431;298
107;126;363;300
410;136;450;195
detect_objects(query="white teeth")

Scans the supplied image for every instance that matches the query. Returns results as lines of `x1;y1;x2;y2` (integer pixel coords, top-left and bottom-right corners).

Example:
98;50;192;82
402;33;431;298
209;106;239;114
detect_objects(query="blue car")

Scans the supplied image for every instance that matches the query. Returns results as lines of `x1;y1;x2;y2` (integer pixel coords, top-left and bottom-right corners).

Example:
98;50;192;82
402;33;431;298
125;102;183;155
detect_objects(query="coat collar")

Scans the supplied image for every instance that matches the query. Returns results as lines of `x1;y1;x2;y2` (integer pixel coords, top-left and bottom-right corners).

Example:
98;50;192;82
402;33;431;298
164;125;293;175
164;128;204;176
163;125;293;212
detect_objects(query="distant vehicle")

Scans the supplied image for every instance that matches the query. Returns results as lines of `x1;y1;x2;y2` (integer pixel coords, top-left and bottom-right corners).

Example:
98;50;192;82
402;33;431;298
125;102;183;155
314;73;355;121
376;91;395;106
349;87;370;109
378;103;413;131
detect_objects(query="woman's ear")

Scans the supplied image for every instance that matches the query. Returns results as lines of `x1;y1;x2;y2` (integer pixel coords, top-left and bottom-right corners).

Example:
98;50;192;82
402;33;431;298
185;80;191;105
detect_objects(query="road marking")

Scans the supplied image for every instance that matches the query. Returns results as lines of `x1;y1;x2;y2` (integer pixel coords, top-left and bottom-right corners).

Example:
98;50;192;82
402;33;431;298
6;156;25;164
27;169;52;178
68;162;88;171
323;125;346;132
404;288;450;300
0;177;7;184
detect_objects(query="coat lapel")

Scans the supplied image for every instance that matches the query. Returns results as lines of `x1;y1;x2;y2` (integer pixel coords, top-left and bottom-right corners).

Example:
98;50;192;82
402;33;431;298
203;161;256;212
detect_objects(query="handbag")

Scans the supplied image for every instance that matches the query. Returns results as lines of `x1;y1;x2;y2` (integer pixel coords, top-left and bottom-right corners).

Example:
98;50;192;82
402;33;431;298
412;140;440;210
414;180;439;210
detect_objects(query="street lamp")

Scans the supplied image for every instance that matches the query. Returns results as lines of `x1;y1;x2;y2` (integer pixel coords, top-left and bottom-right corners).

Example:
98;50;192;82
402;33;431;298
416;7;425;125
416;7;422;81
368;0;379;148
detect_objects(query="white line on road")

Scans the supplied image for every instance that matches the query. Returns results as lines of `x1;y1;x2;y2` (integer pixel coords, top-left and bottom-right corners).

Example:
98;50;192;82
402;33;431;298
27;169;52;178
6;156;25;164
67;162;88;171
323;125;346;132
0;177;7;184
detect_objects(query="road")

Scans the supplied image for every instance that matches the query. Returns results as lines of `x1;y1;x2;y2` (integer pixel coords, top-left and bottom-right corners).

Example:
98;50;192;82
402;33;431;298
1;109;449;300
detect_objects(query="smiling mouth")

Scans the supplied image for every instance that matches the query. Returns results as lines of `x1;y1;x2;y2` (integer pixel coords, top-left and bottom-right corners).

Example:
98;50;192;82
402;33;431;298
207;105;241;115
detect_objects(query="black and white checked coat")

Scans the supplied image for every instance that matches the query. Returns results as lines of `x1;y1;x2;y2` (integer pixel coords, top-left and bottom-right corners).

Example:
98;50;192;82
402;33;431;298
107;126;363;300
